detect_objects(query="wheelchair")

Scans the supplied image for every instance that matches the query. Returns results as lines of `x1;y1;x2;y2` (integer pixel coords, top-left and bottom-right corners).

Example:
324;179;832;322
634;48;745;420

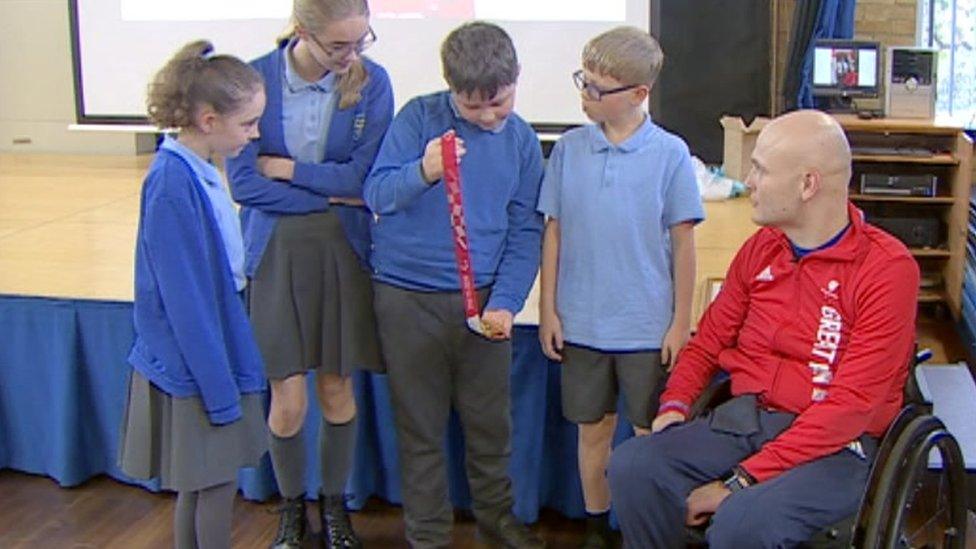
685;352;969;549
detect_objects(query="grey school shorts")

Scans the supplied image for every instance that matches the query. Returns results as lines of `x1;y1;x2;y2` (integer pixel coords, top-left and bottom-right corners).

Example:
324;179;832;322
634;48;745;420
560;343;665;429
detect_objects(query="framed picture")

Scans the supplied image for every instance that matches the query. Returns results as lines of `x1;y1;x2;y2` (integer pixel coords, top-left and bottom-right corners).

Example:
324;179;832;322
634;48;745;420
706;277;724;304
695;277;725;325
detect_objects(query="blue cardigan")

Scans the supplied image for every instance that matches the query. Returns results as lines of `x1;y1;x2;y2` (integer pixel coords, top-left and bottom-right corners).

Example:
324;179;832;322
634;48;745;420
226;44;395;276
130;150;266;425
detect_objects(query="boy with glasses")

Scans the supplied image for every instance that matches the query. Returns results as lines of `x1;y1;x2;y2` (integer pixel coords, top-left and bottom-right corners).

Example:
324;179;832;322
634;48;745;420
364;21;545;549
537;26;704;548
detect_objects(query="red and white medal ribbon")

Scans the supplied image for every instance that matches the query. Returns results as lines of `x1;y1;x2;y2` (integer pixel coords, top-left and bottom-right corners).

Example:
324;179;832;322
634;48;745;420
441;132;487;336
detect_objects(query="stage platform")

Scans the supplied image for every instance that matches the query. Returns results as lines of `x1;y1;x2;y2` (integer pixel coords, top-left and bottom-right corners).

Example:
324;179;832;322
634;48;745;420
0;152;965;522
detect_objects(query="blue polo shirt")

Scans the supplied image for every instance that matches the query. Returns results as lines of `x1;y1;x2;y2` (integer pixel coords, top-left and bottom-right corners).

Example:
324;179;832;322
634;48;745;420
282;39;338;164
159;136;246;291
537;117;705;350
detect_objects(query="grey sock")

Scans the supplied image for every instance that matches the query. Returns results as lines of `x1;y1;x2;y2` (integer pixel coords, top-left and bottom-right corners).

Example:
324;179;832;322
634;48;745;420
194;481;236;549
174;491;198;549
270;428;307;499
319;416;357;496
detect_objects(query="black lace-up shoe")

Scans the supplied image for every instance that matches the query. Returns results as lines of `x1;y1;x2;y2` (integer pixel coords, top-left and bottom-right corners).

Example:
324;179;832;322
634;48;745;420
477;513;546;548
269;497;308;549
319;494;362;549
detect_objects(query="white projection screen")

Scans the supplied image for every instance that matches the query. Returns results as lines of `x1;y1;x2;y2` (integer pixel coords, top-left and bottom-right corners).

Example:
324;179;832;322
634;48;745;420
70;0;650;127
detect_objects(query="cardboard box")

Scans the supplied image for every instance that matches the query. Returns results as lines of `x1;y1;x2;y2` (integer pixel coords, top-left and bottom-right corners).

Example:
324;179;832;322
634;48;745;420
720;115;770;181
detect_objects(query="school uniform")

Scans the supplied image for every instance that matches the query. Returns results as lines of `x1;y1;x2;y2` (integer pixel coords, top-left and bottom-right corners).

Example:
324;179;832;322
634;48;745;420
225;40;394;378
363;91;544;547
119;136;266;491
536;118;704;427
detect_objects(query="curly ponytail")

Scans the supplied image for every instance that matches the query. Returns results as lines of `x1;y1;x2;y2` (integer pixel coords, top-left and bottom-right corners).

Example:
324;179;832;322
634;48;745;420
146;40;263;129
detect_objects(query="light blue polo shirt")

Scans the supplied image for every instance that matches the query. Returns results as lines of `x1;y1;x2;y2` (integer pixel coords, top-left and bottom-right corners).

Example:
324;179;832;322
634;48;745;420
282;39;338;164
159;135;246;291
537;117;705;351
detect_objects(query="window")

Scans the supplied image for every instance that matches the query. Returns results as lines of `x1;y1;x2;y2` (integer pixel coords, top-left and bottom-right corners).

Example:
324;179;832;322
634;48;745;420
919;0;976;127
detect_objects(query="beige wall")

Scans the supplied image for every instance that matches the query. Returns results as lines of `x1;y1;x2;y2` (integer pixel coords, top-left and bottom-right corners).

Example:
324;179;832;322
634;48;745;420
854;0;919;46
0;0;139;154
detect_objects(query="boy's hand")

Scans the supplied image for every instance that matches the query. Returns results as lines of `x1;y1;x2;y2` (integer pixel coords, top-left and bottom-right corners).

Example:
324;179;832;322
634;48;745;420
480;309;513;340
651;411;686;433
686;481;731;526
539;309;564;361
257;156;295;182
420;130;466;184
661;324;690;371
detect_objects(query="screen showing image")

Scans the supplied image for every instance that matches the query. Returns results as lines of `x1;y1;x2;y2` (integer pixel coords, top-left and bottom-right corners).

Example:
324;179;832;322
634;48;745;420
77;0;644;124
813;43;878;93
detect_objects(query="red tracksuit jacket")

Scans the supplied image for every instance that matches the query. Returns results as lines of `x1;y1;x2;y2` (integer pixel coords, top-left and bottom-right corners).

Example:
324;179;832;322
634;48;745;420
659;203;919;482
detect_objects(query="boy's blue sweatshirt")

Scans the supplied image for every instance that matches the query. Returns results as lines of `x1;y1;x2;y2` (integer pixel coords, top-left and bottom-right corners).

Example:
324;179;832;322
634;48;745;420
226;44;394;275
129;150;265;425
364;91;544;314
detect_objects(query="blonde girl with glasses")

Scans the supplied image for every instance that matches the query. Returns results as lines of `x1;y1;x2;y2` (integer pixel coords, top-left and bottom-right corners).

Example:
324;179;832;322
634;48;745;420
225;1;393;547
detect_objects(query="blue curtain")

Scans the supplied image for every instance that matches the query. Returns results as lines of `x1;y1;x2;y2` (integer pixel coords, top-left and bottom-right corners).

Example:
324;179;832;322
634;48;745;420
784;0;857;110
0;295;640;522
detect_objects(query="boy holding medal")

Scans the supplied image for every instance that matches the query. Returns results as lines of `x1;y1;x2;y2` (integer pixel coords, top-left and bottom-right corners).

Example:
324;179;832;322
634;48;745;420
363;21;545;549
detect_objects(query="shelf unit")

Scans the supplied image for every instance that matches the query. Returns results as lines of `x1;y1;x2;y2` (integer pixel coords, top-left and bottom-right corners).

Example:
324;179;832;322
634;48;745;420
834;115;973;319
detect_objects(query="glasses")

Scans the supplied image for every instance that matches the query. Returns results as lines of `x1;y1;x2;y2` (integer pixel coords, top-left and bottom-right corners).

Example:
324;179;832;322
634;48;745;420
572;69;640;101
307;27;377;59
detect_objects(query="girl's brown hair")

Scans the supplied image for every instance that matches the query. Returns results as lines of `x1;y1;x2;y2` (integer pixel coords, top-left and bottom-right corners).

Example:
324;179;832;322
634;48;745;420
280;0;370;109
146;40;263;129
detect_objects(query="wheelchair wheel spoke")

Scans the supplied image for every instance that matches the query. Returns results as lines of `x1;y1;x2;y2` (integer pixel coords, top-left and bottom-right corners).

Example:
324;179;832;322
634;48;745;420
900;468;951;548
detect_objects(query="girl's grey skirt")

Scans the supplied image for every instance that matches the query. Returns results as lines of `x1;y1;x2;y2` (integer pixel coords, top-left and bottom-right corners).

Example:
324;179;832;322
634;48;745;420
118;370;267;492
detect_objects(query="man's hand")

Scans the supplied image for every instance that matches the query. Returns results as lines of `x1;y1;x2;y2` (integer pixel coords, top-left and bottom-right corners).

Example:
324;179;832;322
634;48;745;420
481;309;513;341
661;323;690;371
685;481;731;526
257;156;295;181
539;309;564;361
651;411;686;433
420;130;466;184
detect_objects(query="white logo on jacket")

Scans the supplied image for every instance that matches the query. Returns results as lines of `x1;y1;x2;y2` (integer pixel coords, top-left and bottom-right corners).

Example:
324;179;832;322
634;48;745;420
808;305;842;402
756;265;774;282
821;279;840;300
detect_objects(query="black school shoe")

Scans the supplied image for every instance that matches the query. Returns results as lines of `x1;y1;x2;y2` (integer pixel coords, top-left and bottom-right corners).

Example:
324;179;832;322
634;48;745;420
580;514;616;549
270;497;309;549
319;494;362;549
477;513;546;548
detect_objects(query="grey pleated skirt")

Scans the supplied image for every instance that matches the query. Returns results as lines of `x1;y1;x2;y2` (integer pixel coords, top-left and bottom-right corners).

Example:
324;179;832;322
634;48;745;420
118;370;267;492
248;209;383;379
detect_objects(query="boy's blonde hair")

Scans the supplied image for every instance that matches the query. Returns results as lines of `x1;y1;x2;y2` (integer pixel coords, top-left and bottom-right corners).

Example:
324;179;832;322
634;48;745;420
582;26;663;88
280;0;370;110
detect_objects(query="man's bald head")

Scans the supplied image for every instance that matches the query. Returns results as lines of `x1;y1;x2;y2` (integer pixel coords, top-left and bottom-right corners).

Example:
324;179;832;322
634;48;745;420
746;110;852;229
756;110;852;193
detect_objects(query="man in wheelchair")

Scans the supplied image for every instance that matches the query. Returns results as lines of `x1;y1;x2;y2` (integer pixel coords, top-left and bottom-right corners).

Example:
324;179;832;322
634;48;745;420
607;110;920;548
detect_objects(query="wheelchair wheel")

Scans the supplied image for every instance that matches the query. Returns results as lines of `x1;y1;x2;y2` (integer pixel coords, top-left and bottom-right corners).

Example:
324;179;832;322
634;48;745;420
853;406;928;547
859;415;967;549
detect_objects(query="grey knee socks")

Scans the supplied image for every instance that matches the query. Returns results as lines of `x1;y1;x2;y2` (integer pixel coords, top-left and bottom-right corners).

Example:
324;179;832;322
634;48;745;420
319;416;357;497
174;481;236;549
270;428;307;499
174;490;198;549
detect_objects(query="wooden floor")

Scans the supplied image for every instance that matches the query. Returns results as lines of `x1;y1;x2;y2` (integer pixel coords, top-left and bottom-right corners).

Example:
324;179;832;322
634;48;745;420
0;152;969;547
0;471;584;548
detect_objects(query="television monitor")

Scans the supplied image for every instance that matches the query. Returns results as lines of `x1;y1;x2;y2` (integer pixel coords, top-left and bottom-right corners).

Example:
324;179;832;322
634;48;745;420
812;39;881;99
